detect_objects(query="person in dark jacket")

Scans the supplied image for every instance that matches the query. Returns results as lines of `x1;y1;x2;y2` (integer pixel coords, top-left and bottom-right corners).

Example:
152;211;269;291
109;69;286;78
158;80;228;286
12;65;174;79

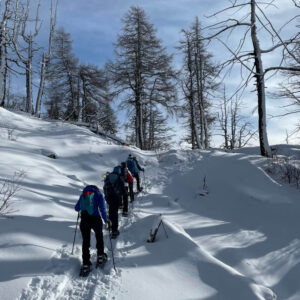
120;162;134;216
104;167;125;238
75;185;108;274
133;156;144;192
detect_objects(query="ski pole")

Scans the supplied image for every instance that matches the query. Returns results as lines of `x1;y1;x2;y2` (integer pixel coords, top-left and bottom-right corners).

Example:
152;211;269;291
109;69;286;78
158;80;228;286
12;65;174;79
71;212;80;255
108;228;117;272
143;171;146;193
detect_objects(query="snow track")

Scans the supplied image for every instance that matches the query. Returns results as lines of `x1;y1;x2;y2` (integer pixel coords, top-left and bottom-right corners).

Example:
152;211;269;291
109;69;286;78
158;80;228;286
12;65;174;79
19;212;138;300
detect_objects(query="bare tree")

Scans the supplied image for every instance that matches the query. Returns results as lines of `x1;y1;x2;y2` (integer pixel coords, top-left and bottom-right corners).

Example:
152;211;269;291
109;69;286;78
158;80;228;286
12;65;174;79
217;85;230;149
204;0;300;157
179;17;219;149
218;85;256;149
12;0;42;114
179;29;201;149
35;0;57;118
0;0;20;108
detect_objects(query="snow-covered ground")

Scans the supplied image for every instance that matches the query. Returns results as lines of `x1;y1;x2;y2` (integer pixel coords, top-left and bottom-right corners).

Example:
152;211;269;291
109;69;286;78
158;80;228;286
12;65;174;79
0;107;300;300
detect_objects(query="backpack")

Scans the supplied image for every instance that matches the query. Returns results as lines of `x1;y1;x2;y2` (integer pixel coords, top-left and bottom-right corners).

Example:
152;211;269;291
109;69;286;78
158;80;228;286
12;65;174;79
104;173;121;197
126;158;136;174
80;191;95;215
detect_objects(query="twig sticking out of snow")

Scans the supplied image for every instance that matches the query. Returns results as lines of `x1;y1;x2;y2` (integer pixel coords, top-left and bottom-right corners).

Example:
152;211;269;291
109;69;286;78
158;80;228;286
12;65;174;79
0;170;25;216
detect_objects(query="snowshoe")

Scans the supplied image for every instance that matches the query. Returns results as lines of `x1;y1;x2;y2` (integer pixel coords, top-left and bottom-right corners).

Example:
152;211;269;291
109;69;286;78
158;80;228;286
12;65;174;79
122;211;129;217
110;230;120;239
79;264;91;277
96;253;108;269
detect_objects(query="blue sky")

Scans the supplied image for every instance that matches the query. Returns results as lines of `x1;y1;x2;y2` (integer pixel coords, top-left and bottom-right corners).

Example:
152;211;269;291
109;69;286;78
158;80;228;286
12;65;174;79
24;0;300;146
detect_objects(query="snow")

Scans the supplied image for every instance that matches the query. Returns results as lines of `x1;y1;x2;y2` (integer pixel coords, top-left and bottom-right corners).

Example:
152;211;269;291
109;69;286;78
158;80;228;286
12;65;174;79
0;107;299;299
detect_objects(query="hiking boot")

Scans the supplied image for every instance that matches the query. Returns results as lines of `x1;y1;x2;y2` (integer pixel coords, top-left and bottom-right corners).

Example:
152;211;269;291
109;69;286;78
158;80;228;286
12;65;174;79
97;253;108;264
122;211;128;217
79;263;91;277
111;230;120;239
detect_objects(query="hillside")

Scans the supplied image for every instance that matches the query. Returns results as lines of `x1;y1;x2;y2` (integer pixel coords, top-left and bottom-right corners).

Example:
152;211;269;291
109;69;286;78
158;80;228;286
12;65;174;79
0;108;300;300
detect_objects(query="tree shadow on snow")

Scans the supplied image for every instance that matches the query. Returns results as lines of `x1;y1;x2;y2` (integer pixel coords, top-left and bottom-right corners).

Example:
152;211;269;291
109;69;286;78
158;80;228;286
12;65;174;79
0;214;76;282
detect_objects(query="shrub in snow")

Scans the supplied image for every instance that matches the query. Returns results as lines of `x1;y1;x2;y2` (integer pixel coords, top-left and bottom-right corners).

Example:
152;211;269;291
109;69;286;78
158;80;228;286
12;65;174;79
265;156;300;189
7;127;17;141
0;122;17;141
0;171;25;216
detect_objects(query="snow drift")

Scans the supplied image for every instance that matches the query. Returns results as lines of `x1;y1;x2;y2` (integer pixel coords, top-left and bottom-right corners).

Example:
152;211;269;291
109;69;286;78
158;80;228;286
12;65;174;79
0;108;299;299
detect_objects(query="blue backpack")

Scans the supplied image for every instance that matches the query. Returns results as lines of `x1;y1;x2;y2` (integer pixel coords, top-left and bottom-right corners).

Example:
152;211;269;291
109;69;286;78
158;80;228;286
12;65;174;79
80;191;95;215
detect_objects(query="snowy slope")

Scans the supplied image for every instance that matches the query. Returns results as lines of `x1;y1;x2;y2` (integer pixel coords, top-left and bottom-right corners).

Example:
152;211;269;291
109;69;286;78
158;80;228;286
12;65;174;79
0;107;299;300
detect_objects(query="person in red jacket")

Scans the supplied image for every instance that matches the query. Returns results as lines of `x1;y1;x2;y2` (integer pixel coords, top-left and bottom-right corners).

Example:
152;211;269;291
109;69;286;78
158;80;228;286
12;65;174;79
120;162;134;216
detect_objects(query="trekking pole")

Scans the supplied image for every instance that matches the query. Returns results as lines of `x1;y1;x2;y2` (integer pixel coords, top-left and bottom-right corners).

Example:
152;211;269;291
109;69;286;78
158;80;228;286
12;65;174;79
143;171;146;193
108;228;117;272
71;212;80;255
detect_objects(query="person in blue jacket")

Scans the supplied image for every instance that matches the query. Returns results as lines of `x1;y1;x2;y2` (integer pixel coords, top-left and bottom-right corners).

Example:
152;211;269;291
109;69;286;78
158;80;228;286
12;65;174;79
75;185;108;273
126;154;144;192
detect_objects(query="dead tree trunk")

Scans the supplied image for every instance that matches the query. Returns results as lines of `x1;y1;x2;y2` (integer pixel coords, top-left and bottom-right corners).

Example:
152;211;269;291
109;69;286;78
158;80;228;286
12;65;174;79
250;0;271;157
25;38;33;114
36;1;56;118
0;0;11;107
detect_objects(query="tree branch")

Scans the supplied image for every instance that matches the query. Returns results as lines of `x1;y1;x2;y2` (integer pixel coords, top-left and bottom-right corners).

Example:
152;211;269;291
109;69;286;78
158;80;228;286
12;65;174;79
265;66;300;74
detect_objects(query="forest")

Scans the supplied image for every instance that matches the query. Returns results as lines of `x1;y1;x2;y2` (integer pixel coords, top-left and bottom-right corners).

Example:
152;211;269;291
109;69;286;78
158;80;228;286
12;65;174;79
0;0;299;156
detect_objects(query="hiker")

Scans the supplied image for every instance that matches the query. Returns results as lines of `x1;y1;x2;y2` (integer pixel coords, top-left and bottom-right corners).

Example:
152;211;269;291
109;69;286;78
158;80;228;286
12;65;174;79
120;161;134;215
75;185;108;275
127;154;144;192
104;166;125;238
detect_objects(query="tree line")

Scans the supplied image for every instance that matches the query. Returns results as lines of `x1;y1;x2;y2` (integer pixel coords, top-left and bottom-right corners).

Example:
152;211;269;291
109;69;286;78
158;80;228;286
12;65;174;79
0;1;299;156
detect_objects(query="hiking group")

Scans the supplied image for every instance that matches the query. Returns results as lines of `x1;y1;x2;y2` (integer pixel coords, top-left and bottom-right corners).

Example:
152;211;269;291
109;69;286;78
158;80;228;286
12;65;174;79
74;154;145;276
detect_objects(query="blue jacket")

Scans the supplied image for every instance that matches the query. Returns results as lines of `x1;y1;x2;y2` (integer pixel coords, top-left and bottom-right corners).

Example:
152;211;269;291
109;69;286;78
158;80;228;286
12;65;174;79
75;185;108;222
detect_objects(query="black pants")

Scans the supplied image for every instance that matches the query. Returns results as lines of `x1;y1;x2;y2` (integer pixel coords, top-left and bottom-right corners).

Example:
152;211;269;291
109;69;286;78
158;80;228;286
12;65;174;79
122;186;128;213
133;173;141;191
129;182;134;202
80;212;104;265
106;195;120;232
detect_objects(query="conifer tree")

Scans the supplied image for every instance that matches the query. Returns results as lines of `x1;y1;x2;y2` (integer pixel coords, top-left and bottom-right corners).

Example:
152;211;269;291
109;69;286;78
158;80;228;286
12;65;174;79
108;6;177;150
45;28;79;120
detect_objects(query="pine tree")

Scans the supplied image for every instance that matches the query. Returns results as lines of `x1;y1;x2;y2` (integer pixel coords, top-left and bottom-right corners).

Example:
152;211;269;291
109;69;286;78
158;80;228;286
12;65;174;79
45;28;79;120
108;6;177;150
79;64;118;133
